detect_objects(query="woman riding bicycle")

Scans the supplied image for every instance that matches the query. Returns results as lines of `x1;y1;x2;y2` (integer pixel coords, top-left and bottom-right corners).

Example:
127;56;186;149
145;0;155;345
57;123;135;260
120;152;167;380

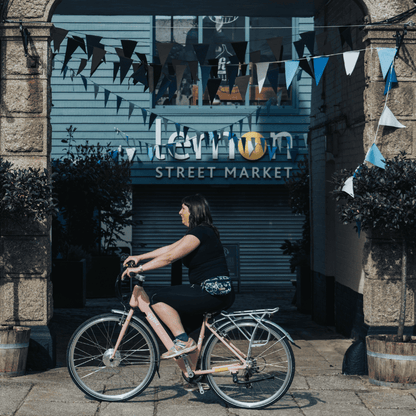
122;194;235;359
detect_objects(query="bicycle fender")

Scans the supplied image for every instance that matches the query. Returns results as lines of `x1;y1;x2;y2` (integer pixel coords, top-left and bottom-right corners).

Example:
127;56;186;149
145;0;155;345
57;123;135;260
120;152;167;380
111;309;162;367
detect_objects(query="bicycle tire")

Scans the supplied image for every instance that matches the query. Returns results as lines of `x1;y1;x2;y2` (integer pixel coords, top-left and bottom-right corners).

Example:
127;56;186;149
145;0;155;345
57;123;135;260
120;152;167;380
67;313;157;401
202;319;295;409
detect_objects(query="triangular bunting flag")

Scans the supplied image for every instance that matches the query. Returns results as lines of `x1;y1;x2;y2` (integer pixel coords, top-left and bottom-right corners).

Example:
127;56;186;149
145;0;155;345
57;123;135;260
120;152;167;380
201;66;211;93
241;136;247;151
235;75;250;101
268;146;278;160
239;119;243;135
250;50;261;64
131;64;148;87
339;27;353;50
51;27;68;52
226;65;239;94
247;139;255;156
342;176;354;198
168;78;177;100
266;37;283;61
377;48;397;79
148;64;162;93
300;31;315;55
343;51;360;76
104;89;110;107
128;102;134;119
93;84;99;98
119;57;133;84
294;39;305;59
63;37;82;70
315;32;332;55
72;35;86;54
299;58;314;78
313;56;329;85
193;44;210;66
175;64;187;91
183;126;189;139
384;65;398;95
85;35;103;60
164;118;168;134
212;131;219;149
121;40;137;59
91;47;106;76
231;41;247;64
285;60;299;90
256;106;261;123
148;146;155;161
77;58;87;75
126;147;136;162
208;58;218;78
247;113;252;131
256;62;269;93
80;75;87;91
136;52;148;68
116;96;123;113
188;61;199;82
113;62;120;82
167;143;175;156
175;123;181;135
149;113;157;130
365;143;385;169
141;108;147;125
379;106;406;128
267;67;279;95
156;43;174;67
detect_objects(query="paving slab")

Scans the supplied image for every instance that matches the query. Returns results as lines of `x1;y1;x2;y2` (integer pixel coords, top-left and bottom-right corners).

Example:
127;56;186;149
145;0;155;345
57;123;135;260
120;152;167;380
0;382;33;416
357;390;416;410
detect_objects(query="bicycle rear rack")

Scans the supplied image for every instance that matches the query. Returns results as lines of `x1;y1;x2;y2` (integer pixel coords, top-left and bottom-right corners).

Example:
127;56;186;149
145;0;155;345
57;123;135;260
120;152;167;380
221;307;279;320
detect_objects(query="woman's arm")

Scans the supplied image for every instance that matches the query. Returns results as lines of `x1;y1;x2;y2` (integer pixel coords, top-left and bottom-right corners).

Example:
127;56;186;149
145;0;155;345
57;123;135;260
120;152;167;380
123;239;183;266
122;235;200;279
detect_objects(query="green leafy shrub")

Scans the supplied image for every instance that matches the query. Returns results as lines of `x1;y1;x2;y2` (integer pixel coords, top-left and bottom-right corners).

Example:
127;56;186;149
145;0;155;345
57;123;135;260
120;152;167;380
332;152;416;340
52;140;135;257
0;157;56;224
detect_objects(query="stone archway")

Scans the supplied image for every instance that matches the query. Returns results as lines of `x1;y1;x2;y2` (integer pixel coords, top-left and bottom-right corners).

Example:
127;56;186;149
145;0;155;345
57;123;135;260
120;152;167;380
0;0;414;361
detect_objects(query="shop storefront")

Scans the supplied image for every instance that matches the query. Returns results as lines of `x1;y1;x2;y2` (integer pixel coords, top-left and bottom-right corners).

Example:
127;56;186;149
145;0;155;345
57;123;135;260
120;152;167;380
50;11;312;288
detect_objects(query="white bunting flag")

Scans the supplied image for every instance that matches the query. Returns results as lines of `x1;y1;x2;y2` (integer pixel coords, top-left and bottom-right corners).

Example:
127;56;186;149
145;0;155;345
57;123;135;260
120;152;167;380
342;176;354;198
379;106;406;128
126;147;136;162
256;62;269;94
247;139;255;156
343;51;360;76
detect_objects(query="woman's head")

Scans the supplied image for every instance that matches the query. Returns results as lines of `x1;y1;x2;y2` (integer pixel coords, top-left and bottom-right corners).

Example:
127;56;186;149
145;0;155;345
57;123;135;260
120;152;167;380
181;194;213;229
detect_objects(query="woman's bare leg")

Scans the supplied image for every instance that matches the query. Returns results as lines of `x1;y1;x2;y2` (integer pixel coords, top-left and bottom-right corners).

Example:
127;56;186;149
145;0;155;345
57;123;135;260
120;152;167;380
152;302;185;337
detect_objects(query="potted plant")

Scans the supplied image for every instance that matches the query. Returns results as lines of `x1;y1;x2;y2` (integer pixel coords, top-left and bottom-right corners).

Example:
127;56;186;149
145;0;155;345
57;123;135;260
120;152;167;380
280;157;311;313
332;152;416;386
52;131;135;298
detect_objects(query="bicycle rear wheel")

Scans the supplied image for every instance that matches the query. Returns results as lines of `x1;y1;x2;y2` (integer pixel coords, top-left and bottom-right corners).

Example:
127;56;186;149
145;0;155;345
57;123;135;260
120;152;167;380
202;319;295;409
67;313;157;401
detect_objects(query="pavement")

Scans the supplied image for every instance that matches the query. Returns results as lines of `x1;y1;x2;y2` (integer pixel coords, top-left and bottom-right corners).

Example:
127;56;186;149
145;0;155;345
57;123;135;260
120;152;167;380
1;287;416;416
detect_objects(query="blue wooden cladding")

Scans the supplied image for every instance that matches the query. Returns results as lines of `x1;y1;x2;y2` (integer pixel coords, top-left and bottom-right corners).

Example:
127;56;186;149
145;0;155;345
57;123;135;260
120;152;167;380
51;15;312;186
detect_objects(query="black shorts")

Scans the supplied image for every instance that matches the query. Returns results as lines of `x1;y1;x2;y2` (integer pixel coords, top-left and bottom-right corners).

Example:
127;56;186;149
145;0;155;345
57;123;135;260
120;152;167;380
151;284;235;333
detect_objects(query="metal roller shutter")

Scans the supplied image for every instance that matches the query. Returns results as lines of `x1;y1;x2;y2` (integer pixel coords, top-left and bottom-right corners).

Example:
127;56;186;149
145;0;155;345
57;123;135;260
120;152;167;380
132;185;304;288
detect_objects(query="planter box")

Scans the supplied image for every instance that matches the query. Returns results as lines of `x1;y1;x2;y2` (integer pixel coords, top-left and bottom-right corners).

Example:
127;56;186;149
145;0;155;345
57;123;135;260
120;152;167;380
87;256;121;298
51;259;86;308
366;334;416;388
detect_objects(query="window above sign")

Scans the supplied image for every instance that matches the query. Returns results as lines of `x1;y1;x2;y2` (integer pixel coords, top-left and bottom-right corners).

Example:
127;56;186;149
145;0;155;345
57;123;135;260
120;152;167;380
153;16;294;108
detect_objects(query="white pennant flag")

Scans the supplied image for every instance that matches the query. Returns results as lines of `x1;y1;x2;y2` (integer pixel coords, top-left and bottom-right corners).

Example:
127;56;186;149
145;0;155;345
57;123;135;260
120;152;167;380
342;176;354;198
126;147;136;162
247;139;255;156
343;51;360;76
379;106;406;128
256;62;269;94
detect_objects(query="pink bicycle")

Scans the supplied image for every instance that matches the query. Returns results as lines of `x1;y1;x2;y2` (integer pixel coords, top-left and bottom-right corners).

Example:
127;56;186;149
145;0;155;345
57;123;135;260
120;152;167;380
67;267;297;409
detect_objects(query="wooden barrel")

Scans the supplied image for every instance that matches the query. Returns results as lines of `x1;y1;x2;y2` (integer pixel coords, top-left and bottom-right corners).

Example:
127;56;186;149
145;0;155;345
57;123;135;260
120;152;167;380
366;334;416;388
0;325;31;377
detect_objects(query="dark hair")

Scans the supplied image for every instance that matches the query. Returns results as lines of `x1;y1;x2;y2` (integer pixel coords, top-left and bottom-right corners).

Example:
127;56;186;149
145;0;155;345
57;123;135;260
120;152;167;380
182;194;220;238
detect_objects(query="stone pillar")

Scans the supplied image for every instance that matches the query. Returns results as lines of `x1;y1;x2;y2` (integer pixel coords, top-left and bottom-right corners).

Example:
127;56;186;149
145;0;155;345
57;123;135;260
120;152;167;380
0;22;54;365
361;26;416;333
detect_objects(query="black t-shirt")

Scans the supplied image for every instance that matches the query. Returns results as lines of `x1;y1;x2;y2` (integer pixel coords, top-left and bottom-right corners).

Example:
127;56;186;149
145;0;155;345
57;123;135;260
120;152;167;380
182;224;229;285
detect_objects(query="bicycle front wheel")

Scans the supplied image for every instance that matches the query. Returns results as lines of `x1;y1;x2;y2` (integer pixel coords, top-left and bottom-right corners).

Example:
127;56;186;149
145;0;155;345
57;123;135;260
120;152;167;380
67;313;157;401
202;319;295;409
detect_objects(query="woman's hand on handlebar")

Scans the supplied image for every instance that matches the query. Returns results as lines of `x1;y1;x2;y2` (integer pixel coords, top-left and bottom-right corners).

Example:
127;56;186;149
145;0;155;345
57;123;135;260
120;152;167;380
123;255;141;268
121;265;141;281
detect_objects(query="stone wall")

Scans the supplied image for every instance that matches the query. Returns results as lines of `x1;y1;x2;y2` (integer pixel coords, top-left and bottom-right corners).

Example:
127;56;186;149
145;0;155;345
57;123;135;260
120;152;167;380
0;22;54;326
